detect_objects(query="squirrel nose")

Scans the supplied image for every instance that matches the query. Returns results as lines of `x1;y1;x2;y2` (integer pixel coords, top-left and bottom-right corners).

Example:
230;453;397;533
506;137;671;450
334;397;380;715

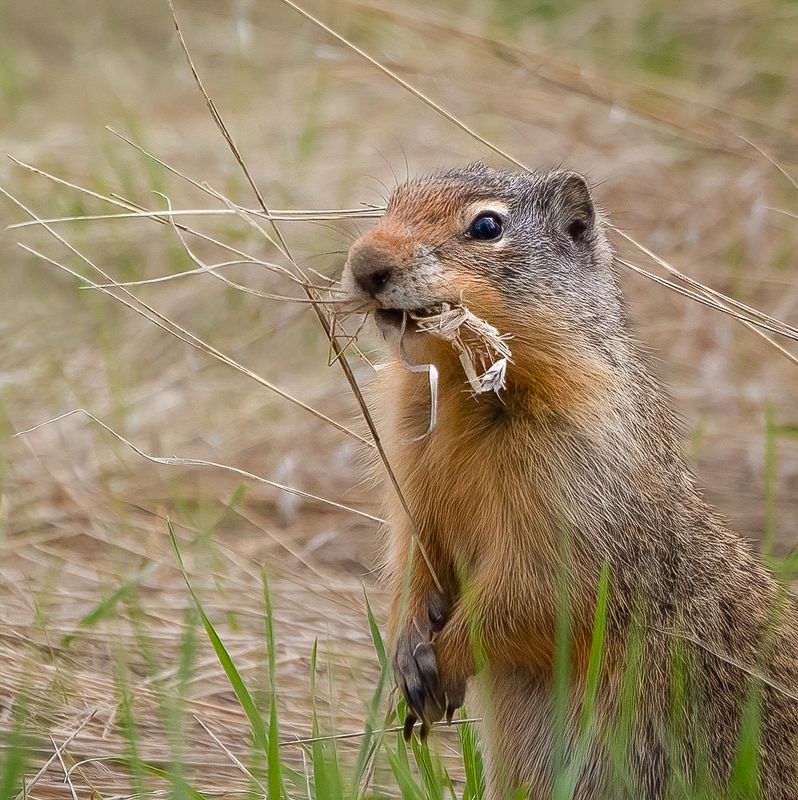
347;241;398;297
356;266;393;297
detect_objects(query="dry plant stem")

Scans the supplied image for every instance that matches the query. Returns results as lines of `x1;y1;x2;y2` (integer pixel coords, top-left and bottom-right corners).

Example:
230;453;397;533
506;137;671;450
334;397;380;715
655;626;798;706
108;124;215;199
15;237;369;461
279;717;481;748
277;0;529;172
770;207;798;222
618;259;798;367
327;311;371;368
14;710;97;800
121;118;387;218
615;258;798;340
8;206;383;228
194;716;268;792
166;1;295;268
105;126;380;232
50;736;80;800
613;229;798;339
9;156;340;300
15;408;383;524
202;183;291;262
740;135;798;193
0;184;368;446
88;265;351;301
8;156;312;290
157;193;341;303
86;261;283;291
168;0;443;592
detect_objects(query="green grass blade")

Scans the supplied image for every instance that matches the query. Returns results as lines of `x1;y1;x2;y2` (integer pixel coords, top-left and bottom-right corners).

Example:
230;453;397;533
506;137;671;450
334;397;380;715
364;588;388;671
411;735;444;800
579;561;610;735
555;562;612;794
263;570;284;800
552;527;573;789
458;712;485;800
351;589;392;791
727;680;763;799
114;651;147;800
61;564;156;647
168;520;268;754
386;732;423;800
309;639;330;800
0;701;29;800
103;758;209;800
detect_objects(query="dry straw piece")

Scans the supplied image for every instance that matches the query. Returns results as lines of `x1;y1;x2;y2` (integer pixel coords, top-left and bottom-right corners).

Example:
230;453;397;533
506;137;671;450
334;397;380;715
384;303;512;440
410;303;512;395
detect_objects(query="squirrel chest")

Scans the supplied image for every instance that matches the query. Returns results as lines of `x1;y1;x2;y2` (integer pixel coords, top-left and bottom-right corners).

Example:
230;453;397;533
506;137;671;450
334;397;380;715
377;362;564;579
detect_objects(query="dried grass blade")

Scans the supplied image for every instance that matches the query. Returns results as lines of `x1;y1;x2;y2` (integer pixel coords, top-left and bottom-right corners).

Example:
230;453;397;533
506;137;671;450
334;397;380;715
167;0;443;592
278;0;527;171
14;710;97;800
1;181;368;443
50;736;80;800
167;0;294;262
8;156;309;287
614;229;798;339
194;716;267;792
9;207;381;228
617;258;798;346
15;409;383;523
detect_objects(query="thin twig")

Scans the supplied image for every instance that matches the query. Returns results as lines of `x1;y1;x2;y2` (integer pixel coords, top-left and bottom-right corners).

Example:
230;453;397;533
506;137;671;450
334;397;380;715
50;735;80;800
656;625;798;706
617;258;798;365
8;156;311;289
7;207;382;229
613;231;798;340
280;716;481;747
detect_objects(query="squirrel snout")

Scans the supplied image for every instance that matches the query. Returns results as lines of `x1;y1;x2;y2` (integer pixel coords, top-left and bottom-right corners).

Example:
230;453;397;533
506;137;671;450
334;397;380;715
346;240;400;298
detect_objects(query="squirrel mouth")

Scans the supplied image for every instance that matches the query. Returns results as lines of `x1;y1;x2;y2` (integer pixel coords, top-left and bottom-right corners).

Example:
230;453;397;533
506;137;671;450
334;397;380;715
374;305;442;335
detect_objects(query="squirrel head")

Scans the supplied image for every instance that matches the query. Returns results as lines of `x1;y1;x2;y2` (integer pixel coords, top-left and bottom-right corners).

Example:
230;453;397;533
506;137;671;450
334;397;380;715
342;164;629;404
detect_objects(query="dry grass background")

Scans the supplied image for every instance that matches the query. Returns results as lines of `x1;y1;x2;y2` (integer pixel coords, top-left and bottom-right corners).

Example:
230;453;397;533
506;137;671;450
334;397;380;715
1;0;797;797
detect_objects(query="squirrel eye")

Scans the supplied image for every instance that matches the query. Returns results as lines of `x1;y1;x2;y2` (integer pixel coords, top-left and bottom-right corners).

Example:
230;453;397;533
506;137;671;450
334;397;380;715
467;212;503;241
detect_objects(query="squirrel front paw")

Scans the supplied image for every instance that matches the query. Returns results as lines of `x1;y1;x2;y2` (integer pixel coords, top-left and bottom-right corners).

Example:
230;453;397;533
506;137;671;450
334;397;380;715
393;594;465;739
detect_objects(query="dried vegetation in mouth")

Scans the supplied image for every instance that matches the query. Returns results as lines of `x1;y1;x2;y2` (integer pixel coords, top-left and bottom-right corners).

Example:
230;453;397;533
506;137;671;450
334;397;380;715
408;303;512;395
375;303;513;440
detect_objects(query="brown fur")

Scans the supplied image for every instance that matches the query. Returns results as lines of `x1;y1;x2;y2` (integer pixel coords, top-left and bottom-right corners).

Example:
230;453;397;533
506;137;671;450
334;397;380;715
341;164;798;799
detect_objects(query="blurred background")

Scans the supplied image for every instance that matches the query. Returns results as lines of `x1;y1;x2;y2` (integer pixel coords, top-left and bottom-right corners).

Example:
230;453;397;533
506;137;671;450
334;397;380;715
1;0;797;796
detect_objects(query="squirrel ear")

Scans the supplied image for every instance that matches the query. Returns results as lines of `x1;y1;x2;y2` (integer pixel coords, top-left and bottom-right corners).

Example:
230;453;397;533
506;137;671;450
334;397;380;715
547;171;595;242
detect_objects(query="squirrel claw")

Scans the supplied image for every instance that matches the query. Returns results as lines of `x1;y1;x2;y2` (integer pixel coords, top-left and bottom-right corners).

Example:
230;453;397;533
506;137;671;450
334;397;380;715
428;594;449;633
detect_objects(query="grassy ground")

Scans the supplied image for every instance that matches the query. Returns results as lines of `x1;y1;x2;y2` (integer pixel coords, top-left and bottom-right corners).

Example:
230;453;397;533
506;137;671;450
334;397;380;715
1;0;797;797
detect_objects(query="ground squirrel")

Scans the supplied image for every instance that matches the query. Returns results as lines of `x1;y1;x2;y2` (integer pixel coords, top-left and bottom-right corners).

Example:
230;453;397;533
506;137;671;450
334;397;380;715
341;163;798;799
